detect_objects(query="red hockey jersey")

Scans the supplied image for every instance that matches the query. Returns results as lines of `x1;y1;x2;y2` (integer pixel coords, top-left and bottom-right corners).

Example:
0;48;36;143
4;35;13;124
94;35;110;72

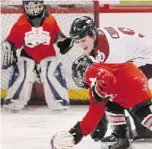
79;62;152;136
6;14;61;63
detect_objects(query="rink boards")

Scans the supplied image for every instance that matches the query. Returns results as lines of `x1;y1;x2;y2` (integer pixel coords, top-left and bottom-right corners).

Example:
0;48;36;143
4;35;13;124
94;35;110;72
1;88;152;105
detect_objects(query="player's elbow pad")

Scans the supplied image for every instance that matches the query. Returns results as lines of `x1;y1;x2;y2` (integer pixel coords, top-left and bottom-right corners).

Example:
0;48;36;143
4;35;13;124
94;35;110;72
57;38;74;54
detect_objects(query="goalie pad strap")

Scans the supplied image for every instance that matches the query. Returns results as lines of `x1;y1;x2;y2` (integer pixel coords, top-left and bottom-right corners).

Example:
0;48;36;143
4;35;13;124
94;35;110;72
106;111;126;125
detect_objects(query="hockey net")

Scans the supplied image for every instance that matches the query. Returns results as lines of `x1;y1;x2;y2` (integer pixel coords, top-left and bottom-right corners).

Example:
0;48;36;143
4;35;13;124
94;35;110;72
1;0;99;104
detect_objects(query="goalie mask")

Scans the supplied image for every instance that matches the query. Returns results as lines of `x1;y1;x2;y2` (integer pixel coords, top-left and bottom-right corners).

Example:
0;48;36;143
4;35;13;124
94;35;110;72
23;0;44;17
69;16;97;40
72;55;93;89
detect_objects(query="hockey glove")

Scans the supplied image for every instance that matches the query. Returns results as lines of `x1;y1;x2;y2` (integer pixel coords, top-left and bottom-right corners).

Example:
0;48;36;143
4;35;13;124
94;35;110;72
50;122;83;149
57;38;74;54
1;41;17;69
69;122;84;144
51;131;75;149
91;114;108;141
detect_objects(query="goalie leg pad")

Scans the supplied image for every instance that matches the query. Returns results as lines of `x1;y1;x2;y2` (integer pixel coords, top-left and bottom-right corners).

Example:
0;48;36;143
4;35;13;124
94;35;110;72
40;57;70;112
3;57;36;111
8;65;19;88
51;131;75;149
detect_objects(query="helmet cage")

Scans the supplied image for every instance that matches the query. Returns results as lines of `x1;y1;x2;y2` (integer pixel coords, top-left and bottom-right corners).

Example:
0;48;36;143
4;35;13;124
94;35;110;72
72;55;93;88
23;0;44;17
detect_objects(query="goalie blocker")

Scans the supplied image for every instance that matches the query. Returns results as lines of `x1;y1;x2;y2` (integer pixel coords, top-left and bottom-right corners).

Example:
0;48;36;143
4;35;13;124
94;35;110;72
1;41;17;69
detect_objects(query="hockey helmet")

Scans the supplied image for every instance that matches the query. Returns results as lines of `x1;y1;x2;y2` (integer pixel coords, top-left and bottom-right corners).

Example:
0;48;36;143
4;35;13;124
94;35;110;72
72;55;93;88
22;0;44;17
69;16;97;40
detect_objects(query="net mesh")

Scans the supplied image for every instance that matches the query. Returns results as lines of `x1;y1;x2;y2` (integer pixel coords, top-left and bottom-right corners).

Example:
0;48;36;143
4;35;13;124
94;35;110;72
1;0;96;102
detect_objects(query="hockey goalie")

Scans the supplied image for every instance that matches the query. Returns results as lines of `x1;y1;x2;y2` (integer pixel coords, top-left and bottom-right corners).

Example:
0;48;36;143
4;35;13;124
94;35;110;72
1;0;70;112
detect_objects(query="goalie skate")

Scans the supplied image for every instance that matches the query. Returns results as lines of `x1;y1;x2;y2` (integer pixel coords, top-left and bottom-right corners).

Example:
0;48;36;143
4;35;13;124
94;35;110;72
51;99;69;113
2;99;28;112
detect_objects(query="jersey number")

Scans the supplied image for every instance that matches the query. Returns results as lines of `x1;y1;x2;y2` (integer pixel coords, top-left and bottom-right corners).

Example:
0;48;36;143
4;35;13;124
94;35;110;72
104;27;144;39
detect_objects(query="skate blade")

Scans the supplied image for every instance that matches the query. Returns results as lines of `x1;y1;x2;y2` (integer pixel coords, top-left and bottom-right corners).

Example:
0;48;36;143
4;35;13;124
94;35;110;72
51;108;68;114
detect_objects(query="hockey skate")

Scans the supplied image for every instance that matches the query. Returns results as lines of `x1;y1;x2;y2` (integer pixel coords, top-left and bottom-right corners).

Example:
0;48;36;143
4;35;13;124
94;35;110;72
51;105;69;113
46;98;70;113
100;133;132;149
2;98;28;112
101;133;119;142
108;137;131;149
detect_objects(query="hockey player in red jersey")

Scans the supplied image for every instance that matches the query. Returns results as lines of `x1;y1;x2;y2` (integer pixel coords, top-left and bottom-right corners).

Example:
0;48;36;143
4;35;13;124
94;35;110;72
1;0;73;112
60;16;152;142
51;55;152;149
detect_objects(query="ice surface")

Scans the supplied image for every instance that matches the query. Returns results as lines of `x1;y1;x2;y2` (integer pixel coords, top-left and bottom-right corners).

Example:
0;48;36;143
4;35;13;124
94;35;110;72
1;105;152;149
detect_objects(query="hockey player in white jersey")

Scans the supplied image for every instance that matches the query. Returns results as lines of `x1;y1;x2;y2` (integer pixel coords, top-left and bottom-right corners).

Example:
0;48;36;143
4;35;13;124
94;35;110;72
58;16;152;148
1;0;70;112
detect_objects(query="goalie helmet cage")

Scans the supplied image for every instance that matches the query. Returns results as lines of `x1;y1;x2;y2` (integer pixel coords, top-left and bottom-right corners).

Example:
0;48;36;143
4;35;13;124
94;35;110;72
1;0;99;105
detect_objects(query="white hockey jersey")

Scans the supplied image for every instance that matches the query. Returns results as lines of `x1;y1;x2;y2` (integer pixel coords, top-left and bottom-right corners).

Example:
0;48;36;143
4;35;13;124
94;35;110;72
92;27;152;67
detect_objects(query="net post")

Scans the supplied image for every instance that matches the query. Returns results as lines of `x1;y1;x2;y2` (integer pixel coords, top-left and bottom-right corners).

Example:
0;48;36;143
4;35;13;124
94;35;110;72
93;0;100;28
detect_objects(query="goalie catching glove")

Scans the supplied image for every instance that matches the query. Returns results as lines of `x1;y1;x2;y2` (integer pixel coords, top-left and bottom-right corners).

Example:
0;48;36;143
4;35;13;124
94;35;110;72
51;122;83;149
1;41;17;69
